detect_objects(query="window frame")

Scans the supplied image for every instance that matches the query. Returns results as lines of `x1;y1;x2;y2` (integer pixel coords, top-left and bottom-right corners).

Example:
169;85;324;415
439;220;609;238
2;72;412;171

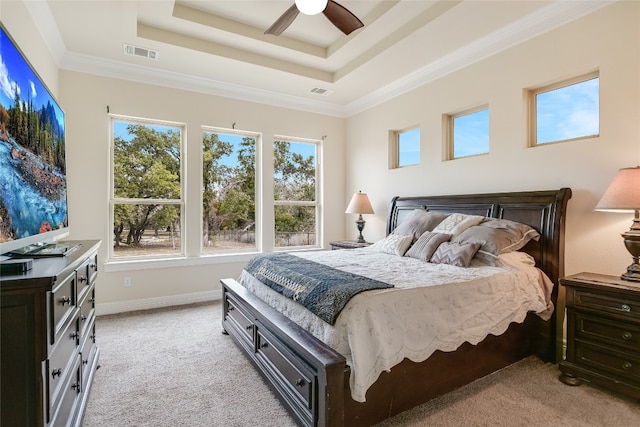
389;126;421;169
445;105;490;160
273;135;322;250
201;126;261;256
108;114;186;261
528;71;600;147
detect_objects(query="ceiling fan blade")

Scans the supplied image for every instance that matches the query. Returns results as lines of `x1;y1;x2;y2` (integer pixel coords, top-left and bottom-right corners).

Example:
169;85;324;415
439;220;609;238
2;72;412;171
323;0;364;36
265;4;299;35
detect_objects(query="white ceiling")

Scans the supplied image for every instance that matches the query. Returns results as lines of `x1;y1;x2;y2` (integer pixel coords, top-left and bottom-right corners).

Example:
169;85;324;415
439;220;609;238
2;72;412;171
26;0;613;117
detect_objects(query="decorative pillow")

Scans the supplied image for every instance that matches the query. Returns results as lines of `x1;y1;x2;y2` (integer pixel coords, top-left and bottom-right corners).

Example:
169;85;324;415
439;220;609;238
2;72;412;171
432;213;484;239
392;210;449;241
430;241;481;267
452;218;540;266
405;231;451;261
368;234;414;256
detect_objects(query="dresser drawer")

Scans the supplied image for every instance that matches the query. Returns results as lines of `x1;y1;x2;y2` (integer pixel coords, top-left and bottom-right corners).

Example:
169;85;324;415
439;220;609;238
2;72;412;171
79;285;96;339
225;294;254;345
47;314;80;420
49;272;77;345
255;323;314;413
76;253;98;303
80;318;98;391
575;311;640;351
48;355;82;426
575;340;640;382
574;289;640;321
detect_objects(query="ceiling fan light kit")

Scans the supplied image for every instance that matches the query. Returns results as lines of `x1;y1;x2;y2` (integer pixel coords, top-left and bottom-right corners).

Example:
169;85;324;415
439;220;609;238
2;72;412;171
266;0;364;36
295;0;328;16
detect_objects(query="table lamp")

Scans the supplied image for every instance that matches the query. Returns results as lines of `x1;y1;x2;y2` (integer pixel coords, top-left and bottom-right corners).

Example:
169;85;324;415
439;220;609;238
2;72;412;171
345;191;374;243
595;166;640;282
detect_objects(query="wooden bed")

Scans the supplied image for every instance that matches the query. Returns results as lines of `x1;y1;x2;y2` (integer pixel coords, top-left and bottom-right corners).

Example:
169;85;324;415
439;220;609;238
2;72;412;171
221;188;571;426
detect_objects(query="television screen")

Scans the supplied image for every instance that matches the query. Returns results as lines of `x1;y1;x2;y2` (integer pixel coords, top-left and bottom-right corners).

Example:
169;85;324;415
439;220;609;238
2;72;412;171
0;24;68;256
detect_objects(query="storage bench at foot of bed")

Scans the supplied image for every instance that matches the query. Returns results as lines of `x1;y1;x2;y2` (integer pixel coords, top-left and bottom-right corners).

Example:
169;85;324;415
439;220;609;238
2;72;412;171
222;278;346;427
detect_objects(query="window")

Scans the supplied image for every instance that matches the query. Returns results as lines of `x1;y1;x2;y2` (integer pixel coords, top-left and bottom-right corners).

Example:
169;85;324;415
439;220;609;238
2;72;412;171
529;72;599;145
274;137;320;248
202;128;258;254
110;116;184;258
390;127;420;168
447;107;490;159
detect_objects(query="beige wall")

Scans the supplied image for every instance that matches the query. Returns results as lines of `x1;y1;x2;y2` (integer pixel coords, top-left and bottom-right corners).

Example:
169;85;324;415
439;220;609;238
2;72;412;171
345;2;640;278
3;1;639;313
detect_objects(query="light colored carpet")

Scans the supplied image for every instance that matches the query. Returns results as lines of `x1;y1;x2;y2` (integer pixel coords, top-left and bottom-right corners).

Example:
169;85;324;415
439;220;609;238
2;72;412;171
83;301;640;426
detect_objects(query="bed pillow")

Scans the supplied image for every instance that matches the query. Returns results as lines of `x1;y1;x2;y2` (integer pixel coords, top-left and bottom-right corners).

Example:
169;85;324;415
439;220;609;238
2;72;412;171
392;209;449;241
430;241;482;267
452;218;540;266
432;213;484;239
404;231;451;261
368;234;414;256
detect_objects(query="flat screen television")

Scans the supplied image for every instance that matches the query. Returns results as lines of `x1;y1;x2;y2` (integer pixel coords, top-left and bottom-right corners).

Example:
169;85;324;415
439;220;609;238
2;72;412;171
0;23;71;261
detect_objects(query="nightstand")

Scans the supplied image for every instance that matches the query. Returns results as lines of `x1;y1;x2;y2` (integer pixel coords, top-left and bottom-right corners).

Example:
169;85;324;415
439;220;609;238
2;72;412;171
329;240;372;250
559;272;640;400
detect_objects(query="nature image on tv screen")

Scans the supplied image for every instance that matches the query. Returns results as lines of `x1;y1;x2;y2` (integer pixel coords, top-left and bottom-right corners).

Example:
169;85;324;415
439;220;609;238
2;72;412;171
0;26;67;244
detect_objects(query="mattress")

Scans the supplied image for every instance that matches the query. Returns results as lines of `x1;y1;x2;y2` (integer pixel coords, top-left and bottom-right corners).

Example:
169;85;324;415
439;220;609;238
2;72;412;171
238;247;553;402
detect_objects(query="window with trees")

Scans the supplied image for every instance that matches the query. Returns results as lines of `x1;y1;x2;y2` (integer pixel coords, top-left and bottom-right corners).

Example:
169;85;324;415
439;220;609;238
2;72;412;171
529;72;599;146
202;128;257;254
447;107;490;159
110;116;184;258
274;137;319;248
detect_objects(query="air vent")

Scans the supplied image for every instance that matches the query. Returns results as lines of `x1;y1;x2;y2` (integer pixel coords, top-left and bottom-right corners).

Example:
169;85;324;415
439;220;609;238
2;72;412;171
309;87;333;96
123;43;159;60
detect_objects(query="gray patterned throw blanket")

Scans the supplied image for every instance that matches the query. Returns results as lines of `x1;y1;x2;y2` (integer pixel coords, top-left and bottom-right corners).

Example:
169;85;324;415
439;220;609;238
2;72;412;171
244;253;393;325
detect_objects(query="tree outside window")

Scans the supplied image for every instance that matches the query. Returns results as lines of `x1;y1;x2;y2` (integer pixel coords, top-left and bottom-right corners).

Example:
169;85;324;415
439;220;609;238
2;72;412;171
111;118;183;258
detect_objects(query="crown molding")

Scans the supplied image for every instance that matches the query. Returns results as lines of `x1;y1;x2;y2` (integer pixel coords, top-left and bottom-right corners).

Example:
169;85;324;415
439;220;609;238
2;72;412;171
31;0;616;119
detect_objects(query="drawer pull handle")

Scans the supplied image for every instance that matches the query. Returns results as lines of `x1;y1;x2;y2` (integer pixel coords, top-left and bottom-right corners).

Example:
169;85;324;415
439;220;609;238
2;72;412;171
59;296;72;306
81;315;88;321
246;325;253;330
621;304;631;312
79;276;88;284
90;263;97;269
71;381;81;393
260;342;268;349
51;368;62;378
228;306;235;311
622;361;633;370
295;379;305;387
83;359;88;365
70;331;79;340
622;331;633;340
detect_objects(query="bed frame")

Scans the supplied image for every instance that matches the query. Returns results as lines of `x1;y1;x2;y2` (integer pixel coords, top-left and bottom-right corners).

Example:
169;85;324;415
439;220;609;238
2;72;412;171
221;188;571;426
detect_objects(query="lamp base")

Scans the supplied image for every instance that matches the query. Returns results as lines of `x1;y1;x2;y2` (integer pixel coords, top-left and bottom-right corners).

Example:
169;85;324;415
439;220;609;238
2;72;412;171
621;231;640;283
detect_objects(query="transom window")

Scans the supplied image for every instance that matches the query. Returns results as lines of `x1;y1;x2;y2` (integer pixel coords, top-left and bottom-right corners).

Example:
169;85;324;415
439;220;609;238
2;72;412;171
529;72;599;145
390;127;420;168
273;137;320;248
110;116;184;259
447;107;490;159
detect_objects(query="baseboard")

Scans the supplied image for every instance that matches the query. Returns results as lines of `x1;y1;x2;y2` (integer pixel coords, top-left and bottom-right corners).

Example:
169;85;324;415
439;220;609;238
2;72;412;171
96;290;222;316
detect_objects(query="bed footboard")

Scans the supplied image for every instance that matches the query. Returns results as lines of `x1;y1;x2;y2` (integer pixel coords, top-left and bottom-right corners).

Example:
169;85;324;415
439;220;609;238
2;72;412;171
221;278;346;427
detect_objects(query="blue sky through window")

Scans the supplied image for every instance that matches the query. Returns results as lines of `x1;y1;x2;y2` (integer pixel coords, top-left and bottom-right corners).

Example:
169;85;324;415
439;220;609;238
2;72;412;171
398;128;420;167
453;109;489;158
536;77;599;144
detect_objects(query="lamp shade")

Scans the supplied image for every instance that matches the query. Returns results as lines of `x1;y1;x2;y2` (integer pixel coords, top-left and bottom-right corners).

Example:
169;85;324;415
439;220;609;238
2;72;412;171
595;166;640;212
295;0;328;15
345;191;374;214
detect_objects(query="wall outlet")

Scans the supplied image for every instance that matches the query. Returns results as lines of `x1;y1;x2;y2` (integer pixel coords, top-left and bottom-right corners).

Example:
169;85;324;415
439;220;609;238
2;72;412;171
124;276;132;287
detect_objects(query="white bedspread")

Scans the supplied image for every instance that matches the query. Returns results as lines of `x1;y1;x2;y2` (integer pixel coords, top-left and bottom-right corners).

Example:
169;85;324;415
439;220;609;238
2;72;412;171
238;248;554;403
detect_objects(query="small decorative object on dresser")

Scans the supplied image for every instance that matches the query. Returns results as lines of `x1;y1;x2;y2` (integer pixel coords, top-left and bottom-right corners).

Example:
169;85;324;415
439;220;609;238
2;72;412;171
559;272;640;400
1;240;101;427
329;240;372;250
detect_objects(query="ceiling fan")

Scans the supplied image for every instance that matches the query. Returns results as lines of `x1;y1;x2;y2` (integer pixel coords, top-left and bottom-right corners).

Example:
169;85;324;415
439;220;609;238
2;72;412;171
265;0;364;36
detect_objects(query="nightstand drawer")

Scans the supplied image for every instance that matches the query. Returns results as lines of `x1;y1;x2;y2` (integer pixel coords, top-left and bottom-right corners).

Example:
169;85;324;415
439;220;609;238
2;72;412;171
574;289;640;320
576;340;640;381
575;312;640;350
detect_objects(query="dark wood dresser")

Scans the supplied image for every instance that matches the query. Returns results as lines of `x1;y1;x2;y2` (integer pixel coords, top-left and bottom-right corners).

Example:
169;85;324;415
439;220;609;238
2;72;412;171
1;240;101;426
559;272;640;400
329;240;372;250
